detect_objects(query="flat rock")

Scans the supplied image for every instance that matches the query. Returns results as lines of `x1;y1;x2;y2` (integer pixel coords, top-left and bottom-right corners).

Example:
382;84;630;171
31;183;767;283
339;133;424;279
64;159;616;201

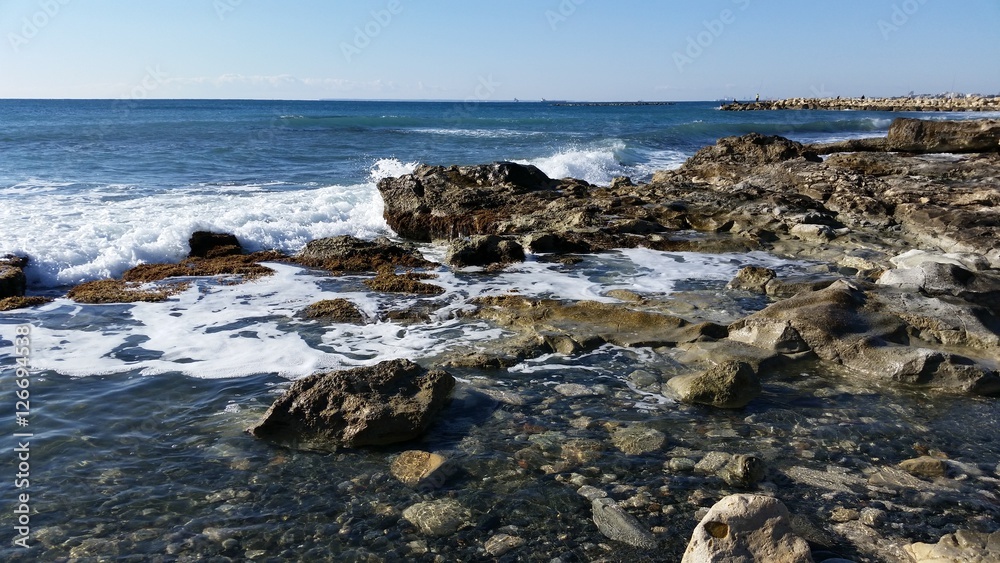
591;497;658;549
247;359;455;450
402;499;471;536
682;494;813;563
446;234;525;267
898;456;948;479
390;450;451;488
611;426;666;455
904;530;1000;563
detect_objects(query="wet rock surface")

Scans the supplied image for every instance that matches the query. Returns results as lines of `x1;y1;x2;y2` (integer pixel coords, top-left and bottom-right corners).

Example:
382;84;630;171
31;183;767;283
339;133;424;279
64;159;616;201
247;359;455;449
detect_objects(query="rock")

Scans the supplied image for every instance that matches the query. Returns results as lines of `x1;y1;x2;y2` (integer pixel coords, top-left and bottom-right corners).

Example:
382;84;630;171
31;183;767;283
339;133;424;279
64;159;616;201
790;223;836;242
299;299;364;323
363;267;445;295
247;359;455;450
611;426;666;455
445;235;525;267
0;264;27;299
378;161;557;241
728;318;810;354
666;361;762;408
682;494;813;563
591;497;658;549
554;383;597;397
898;456;948;479
610;176;634;189
67;279;190;304
402;499;471;536
0;296;53;311
718;454;766;488
733;280;1000;395
877;261;1000;313
679;133;819;184
904;529;1000;563
390;451;452;489
889;249;991;272
887;117;1000;153
294;235;430;272
188;231;242;258
484;534;525;556
727;266;777;293
695;452;734;475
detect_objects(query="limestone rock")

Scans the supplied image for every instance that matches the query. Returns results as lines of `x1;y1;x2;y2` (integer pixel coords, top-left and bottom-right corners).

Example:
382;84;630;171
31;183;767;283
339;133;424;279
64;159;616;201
611;426;666;455
682;494;813;563
390;450;451;488
402;499;471;536
727;266;776;293
666;361;762;408
591;497;658;549
247;359;455;450
299;299;364;323
484;534;525;556
904;530;1000;563
294;235;430;272
188;231;241;258
887;117;1000;153
898;456;948;479
0;264;26;299
446;235;525;267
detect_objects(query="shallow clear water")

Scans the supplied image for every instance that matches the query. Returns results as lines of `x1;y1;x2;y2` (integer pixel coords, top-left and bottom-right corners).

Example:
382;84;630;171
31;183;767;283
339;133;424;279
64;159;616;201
2;100;999;560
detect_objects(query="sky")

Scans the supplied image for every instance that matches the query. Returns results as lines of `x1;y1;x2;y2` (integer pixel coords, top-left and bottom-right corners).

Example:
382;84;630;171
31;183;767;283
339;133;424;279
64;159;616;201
1;0;998;101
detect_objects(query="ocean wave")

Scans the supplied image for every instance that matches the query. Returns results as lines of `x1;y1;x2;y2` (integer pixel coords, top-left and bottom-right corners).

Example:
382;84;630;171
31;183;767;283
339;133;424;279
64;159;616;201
516;142;688;185
0;159;420;288
410;127;546;139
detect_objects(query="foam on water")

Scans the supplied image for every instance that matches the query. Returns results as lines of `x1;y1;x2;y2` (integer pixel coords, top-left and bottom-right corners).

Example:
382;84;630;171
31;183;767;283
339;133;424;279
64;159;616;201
11;249;809;380
0;159;418;288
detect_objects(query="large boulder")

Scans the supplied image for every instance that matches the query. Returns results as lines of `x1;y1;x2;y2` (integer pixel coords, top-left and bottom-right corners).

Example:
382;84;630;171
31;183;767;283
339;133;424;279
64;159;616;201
682;494;813;563
247;359;455;449
377;161;557;241
887;118;1000;153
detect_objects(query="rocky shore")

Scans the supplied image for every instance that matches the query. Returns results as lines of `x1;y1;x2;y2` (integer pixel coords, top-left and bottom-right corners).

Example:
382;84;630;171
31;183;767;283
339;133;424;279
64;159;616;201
721;95;1000;112
9;117;1000;561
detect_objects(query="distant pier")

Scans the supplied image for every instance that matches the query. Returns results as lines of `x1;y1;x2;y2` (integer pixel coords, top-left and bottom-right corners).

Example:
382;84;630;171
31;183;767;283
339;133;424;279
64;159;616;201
721;96;1000;112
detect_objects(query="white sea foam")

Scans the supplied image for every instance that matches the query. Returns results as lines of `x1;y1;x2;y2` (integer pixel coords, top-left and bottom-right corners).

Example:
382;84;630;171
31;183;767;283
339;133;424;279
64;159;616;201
0;159;419;288
517;143;688;185
7;249;811;380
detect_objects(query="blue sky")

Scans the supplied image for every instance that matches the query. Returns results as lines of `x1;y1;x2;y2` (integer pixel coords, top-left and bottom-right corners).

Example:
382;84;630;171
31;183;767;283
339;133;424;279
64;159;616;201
1;0;998;101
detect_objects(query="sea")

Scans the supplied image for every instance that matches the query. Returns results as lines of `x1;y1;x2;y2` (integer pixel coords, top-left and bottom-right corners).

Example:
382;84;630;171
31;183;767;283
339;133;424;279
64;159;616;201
1;100;998;560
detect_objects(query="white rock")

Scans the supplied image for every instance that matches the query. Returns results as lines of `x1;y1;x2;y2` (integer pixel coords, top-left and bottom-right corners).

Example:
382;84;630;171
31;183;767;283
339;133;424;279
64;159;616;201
682;494;812;563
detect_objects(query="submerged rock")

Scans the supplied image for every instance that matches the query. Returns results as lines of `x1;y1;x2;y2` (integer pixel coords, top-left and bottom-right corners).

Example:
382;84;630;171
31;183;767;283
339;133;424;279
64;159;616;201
402;499;471;536
682;494;813;563
591;497;658;549
390;450;452;489
247;359;455;450
666;360;762;408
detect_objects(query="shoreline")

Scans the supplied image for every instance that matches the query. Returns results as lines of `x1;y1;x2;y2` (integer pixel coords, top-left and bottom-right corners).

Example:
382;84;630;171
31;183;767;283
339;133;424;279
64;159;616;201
721;95;1000;112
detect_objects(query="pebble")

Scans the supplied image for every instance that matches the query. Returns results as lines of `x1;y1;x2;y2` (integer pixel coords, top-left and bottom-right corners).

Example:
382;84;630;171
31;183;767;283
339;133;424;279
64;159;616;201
484;534;525;556
612;426;667;455
591;498;658;549
402;500;472;537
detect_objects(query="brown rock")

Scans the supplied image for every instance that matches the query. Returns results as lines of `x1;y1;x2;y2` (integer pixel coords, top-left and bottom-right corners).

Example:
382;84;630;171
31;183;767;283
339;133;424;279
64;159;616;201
247;359;455;450
887;117;1000;153
390;450;451;488
188;231;242;258
898;456;948;479
299;299;364;323
666;361;762;409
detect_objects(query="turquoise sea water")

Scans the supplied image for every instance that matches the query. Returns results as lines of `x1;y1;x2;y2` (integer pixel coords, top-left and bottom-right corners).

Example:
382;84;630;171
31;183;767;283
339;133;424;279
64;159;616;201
2;100;998;560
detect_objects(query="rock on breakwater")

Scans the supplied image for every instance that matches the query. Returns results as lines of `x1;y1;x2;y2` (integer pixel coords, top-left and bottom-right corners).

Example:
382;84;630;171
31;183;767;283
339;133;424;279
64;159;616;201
721;95;1000;112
